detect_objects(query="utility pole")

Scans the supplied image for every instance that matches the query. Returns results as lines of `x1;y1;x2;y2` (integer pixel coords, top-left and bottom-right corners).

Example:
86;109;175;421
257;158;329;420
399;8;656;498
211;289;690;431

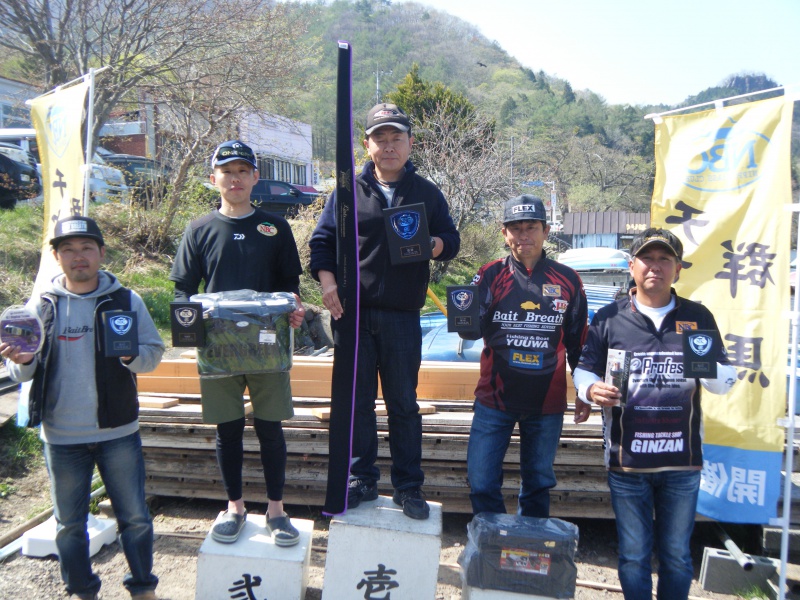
373;65;393;104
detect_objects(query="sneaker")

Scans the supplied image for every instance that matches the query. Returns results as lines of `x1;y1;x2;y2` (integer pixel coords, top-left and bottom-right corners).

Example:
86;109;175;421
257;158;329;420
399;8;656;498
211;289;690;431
266;513;300;547
347;478;378;509
211;509;247;543
392;487;430;520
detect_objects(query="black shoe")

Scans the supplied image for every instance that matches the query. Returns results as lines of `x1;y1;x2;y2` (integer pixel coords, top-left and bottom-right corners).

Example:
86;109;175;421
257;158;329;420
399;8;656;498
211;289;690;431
348;478;378;509
266;513;300;547
392;487;430;520
211;509;247;543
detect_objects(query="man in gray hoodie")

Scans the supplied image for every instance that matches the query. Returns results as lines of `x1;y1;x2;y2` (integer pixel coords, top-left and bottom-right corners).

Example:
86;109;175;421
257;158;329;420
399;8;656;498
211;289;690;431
0;216;164;600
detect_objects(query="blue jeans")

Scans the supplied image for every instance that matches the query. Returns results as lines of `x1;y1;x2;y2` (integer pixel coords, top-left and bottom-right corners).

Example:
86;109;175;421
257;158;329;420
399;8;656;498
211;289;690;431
467;402;563;517
43;431;158;597
351;307;424;490
608;469;700;600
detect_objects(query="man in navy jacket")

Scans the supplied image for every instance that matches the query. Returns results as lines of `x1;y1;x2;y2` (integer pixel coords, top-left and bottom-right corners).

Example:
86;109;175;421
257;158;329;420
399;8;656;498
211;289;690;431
309;103;459;519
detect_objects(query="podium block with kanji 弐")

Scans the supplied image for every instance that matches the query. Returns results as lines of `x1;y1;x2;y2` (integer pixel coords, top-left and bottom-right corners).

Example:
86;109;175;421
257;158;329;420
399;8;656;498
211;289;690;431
195;513;313;600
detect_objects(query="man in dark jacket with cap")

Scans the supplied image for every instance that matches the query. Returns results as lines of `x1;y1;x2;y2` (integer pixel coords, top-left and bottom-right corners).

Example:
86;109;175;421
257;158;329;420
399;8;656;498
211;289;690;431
461;195;588;517
1;216;163;600
573;227;736;600
309;103;460;519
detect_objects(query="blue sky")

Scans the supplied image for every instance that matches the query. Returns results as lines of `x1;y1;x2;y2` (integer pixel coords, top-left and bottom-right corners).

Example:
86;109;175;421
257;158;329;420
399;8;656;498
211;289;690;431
404;0;800;106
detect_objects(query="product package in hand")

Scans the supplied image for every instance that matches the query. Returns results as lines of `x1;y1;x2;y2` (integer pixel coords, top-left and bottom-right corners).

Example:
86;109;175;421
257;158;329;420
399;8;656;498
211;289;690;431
191;290;297;378
0;305;44;354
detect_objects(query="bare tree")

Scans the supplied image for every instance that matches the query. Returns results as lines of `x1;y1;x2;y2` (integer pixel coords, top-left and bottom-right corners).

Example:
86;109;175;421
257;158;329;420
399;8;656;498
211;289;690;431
136;2;313;250
0;0;311;149
409;101;513;280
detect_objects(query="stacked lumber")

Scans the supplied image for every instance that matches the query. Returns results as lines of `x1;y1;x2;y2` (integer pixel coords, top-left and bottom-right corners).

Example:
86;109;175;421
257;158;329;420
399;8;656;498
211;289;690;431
138;357;613;517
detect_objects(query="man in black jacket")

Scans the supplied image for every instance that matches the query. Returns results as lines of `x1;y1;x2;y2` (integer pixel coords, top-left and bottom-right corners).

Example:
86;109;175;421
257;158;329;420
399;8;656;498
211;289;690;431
309;103;460;519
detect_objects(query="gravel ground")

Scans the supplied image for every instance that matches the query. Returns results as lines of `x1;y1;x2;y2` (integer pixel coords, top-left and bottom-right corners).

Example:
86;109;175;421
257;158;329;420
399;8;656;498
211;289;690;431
0;462;747;600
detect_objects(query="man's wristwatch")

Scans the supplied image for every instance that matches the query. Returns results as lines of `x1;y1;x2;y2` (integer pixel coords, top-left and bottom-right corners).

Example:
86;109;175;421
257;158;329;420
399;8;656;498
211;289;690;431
430;237;436;250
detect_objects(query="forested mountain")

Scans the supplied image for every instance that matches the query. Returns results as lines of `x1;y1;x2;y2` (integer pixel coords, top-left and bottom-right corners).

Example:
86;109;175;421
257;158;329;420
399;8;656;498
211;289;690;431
286;0;791;215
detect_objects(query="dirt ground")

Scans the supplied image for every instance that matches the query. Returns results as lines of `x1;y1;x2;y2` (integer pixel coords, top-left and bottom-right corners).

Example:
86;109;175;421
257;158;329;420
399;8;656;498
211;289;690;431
0;457;753;600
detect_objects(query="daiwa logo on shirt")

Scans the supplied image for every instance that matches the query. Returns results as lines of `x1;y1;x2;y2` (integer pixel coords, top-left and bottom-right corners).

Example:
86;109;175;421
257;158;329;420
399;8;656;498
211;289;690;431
510;351;543;369
683;118;768;193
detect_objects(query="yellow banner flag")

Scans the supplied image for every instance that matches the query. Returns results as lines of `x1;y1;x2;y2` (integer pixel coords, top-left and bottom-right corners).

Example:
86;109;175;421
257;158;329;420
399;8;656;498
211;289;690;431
652;96;793;522
29;79;90;288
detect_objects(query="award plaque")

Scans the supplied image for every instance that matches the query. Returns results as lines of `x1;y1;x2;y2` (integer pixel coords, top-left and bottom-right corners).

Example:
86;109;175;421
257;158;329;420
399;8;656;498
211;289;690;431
170;302;205;347
102;310;139;358
0;305;44;354
446;285;480;336
383;203;432;265
682;330;718;378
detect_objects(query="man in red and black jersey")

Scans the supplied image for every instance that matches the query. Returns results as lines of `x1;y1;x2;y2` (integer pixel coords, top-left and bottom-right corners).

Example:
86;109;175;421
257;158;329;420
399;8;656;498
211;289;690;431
461;195;588;517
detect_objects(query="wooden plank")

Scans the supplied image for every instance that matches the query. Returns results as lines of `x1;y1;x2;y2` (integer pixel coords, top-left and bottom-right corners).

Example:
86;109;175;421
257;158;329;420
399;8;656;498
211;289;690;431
138;396;179;409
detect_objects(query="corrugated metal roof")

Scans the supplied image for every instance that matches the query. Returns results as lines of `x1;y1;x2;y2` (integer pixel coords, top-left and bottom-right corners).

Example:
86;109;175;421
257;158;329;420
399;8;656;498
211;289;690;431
563;211;650;235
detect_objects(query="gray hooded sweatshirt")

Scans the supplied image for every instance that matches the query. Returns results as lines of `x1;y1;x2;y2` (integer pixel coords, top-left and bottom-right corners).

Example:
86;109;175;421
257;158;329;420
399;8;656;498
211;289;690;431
8;270;164;444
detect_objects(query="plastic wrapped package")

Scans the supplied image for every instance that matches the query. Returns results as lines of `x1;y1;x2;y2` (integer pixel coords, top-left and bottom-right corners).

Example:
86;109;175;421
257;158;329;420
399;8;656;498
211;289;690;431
191;290;297;378
458;512;579;598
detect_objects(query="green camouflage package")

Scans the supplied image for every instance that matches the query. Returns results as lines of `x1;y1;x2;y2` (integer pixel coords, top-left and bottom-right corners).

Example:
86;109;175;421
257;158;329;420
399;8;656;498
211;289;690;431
191;290;297;378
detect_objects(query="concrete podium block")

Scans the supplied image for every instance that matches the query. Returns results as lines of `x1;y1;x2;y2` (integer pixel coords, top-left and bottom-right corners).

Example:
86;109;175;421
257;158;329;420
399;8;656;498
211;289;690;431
195;513;313;600
462;585;557;600
699;547;779;595
322;495;442;600
22;514;118;558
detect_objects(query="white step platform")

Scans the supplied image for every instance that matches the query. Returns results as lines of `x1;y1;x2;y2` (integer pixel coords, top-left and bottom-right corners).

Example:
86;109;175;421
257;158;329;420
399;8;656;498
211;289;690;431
322;495;442;600
22;514;118;558
195;513;313;600
462;585;560;599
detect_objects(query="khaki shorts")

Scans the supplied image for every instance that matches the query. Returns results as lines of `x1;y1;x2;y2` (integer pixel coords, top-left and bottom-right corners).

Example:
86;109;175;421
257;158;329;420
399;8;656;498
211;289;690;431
199;372;294;424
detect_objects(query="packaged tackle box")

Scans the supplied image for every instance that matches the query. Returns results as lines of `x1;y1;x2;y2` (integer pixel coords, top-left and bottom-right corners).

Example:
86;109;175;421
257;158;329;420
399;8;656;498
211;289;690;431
459;512;579;598
191;290;297;378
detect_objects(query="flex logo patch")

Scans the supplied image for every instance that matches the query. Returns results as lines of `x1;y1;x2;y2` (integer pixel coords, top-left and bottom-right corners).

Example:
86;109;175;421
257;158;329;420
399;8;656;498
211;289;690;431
257;222;278;236
510;351;543;369
552;299;568;313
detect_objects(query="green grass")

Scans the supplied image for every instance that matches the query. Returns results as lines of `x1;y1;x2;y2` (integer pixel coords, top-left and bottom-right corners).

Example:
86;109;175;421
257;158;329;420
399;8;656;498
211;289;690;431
0;421;43;477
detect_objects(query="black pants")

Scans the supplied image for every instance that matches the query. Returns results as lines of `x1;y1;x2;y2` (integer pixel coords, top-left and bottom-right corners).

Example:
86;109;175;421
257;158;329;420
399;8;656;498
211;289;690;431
215;417;286;502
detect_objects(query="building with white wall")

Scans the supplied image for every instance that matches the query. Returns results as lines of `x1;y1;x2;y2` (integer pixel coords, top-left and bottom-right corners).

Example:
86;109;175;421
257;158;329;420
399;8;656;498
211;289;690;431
239;112;315;187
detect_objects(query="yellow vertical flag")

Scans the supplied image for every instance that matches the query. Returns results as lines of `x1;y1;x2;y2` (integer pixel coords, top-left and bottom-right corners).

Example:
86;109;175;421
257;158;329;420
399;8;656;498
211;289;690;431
15;80;90;428
28;79;90;291
652;96;793;522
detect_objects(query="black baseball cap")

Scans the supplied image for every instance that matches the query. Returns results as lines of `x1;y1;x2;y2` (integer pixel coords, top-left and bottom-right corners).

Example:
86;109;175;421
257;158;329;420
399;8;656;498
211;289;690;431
630;228;683;260
50;216;104;248
502;195;547;225
365;103;411;136
210;140;257;169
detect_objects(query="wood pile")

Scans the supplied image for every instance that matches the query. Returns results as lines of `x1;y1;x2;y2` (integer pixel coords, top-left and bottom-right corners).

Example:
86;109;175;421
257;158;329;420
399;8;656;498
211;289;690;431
137;356;800;519
137;356;615;517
